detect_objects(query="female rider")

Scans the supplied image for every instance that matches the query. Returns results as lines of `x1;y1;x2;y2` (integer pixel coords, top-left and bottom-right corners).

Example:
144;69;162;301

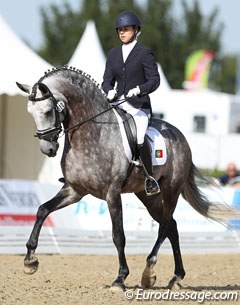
102;11;161;196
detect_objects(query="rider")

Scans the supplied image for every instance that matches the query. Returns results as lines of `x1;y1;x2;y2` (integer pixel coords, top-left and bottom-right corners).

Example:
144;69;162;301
102;11;161;196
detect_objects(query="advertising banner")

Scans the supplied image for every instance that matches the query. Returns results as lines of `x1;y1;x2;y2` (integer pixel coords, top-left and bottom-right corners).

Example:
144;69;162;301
0;180;239;232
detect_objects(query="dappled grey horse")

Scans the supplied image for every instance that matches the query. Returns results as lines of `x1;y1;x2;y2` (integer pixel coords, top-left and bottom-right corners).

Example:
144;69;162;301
17;66;239;291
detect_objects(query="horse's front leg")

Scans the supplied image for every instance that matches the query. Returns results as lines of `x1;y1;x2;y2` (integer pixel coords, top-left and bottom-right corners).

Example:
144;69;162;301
107;191;129;291
24;185;81;274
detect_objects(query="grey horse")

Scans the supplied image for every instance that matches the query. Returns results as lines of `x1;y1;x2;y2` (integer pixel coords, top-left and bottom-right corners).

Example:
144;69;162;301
16;66;239;291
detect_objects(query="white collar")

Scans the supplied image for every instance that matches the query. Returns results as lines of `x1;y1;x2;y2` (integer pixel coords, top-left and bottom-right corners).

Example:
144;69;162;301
122;40;137;62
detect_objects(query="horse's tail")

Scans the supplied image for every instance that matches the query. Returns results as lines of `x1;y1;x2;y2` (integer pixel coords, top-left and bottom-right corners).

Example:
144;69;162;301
181;162;240;226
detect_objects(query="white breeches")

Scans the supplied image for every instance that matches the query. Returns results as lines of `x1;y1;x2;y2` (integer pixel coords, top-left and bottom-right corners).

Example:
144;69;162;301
113;100;149;145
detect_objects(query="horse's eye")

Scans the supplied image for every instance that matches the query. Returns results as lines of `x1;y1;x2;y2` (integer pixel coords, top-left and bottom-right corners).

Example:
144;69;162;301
45;109;52;116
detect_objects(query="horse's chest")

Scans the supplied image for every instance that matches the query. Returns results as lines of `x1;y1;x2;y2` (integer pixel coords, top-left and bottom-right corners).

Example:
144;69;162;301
64;150;111;186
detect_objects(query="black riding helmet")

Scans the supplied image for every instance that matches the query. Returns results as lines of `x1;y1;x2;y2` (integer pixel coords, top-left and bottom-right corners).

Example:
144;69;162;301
114;11;141;31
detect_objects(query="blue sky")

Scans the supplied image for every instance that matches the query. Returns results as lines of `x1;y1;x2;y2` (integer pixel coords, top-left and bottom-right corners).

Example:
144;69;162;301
0;0;239;55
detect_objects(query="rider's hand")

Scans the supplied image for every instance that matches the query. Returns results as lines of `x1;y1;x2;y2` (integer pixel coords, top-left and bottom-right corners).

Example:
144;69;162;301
126;86;140;98
107;89;117;101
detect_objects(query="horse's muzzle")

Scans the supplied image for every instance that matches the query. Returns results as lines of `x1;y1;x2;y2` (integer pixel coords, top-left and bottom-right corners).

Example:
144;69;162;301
40;140;59;157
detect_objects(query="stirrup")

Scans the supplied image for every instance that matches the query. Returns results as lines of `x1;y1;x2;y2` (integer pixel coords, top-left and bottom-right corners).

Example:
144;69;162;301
145;176;160;196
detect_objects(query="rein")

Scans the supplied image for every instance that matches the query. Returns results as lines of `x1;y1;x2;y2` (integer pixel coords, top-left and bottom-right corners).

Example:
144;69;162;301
63;98;127;133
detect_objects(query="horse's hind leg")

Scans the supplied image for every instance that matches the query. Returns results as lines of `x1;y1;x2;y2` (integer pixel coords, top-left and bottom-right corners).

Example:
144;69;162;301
141;221;169;288
24;185;81;274
166;218;185;289
141;215;185;289
135;191;169;288
136;191;184;289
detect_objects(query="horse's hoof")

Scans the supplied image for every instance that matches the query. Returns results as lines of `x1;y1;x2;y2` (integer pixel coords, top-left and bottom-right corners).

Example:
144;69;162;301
141;274;157;288
141;265;157;288
24;257;39;275
110;285;124;293
110;281;125;293
167;275;182;290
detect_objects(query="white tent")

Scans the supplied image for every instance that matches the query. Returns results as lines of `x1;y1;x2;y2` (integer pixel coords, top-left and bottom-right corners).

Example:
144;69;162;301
0;15;53;179
68;20;106;85
0;15;52;95
157;64;171;92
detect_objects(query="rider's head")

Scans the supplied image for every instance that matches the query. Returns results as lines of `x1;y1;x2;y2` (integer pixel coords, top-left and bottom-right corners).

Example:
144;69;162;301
114;11;141;44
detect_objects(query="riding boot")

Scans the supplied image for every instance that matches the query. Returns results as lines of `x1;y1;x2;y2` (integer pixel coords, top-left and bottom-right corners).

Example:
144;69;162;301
138;142;160;196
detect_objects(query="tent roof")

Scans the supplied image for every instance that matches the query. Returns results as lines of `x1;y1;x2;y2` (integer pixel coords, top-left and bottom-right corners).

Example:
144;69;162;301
0;15;52;96
157;64;171;92
68;20;106;85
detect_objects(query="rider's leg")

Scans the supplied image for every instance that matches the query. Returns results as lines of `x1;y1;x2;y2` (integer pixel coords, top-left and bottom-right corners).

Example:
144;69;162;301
138;140;160;196
117;104;160;196
132;110;160;196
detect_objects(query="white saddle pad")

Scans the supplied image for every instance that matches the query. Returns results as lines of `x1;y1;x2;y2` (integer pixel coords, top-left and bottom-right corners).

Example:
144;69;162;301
113;109;167;166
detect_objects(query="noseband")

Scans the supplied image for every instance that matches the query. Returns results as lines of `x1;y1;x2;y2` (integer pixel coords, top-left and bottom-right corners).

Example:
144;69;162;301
29;88;65;142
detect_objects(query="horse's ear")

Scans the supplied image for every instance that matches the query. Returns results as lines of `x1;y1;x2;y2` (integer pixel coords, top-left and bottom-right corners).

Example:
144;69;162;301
16;82;31;94
38;82;50;95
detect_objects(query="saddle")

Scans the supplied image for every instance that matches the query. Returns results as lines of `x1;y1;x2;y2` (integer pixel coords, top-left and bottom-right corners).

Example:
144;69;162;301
113;107;166;166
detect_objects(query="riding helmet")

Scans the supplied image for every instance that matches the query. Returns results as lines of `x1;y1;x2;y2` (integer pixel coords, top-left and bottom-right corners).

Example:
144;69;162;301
114;11;141;30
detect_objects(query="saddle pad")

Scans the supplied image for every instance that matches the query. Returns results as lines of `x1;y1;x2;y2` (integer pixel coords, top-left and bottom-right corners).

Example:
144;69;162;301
113;109;167;166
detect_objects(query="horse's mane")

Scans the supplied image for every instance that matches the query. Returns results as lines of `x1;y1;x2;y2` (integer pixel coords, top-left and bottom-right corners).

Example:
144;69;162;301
35;65;106;101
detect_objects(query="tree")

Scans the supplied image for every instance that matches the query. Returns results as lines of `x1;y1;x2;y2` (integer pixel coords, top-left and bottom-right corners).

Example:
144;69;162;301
38;1;83;65
165;0;223;88
211;55;237;94
37;0;230;91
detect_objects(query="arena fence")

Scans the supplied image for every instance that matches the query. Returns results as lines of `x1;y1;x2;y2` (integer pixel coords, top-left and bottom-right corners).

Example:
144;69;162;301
0;227;240;255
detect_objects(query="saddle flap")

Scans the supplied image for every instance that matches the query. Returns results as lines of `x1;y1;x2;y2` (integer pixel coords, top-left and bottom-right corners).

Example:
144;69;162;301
113;109;167;166
113;107;137;157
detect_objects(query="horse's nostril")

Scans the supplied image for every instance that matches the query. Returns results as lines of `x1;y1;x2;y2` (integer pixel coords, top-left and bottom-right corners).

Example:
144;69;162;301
48;149;56;157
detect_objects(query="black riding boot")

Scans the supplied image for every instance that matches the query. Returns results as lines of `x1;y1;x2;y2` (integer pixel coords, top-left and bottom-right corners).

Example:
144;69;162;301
138;142;160;196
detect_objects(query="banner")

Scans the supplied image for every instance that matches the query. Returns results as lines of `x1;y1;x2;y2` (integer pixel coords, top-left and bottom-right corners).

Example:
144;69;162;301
0;179;239;232
183;49;214;90
0;180;59;226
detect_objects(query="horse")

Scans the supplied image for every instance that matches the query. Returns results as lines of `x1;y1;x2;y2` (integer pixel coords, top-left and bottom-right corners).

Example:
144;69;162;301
16;66;239;291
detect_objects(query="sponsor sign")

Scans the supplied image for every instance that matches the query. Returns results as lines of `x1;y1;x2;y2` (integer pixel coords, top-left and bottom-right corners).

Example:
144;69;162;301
0;180;239;232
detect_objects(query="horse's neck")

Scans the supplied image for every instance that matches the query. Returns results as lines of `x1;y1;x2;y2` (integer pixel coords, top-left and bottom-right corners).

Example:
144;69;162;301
64;91;116;141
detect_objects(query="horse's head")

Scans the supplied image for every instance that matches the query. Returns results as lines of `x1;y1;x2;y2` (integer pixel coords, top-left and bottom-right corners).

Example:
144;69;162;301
16;81;67;157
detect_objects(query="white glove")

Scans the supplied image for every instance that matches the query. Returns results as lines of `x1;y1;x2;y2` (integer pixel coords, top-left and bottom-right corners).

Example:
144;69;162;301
107;89;117;101
126;86;140;98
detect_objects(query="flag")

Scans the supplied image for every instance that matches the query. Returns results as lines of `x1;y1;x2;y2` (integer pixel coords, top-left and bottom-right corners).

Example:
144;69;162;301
183;49;214;90
155;149;163;158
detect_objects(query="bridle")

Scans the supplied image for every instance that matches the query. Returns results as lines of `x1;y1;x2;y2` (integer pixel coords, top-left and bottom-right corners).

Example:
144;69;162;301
29;84;66;142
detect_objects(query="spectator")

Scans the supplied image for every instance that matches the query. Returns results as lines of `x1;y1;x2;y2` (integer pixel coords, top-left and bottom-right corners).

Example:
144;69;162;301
219;162;240;186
